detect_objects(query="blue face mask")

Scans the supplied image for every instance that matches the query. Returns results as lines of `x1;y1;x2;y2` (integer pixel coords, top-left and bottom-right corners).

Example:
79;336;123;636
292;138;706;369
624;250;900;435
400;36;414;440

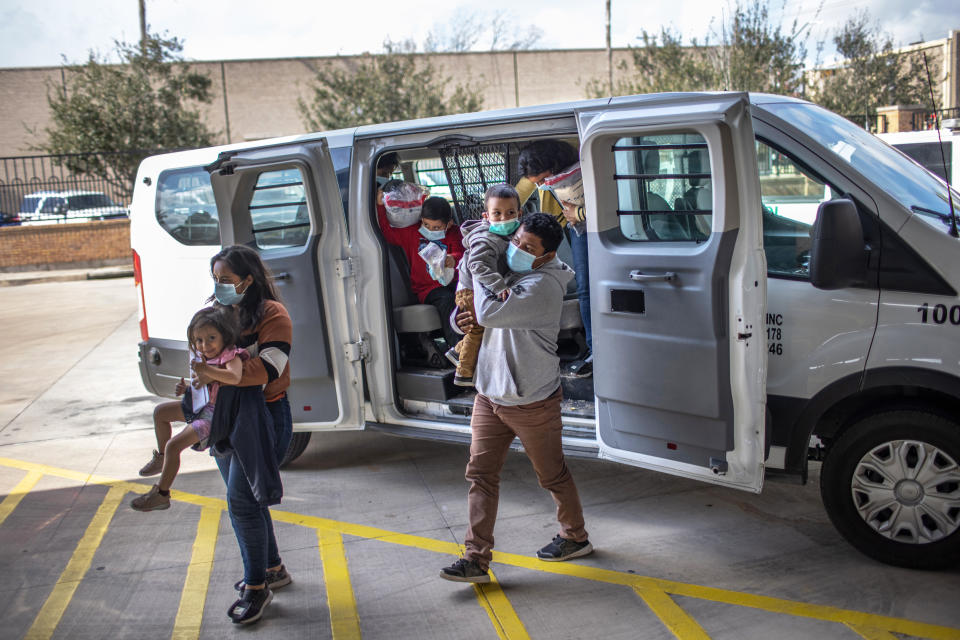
419;224;447;242
488;218;520;237
506;242;537;273
376;175;390;187
214;281;245;306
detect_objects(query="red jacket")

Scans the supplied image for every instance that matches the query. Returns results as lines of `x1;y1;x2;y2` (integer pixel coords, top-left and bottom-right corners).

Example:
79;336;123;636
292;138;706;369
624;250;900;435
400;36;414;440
378;204;464;302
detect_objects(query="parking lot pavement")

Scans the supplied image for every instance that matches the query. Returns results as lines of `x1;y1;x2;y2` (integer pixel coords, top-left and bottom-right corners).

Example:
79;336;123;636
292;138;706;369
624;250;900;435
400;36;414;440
1;278;959;639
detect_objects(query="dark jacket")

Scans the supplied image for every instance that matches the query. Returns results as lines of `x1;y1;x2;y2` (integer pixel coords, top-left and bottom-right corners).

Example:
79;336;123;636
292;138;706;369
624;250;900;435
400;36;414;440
208;385;283;506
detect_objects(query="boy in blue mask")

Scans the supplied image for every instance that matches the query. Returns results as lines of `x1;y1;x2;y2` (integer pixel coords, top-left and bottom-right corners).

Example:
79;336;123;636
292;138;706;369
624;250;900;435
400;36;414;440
377;194;464;349
449;184;522;386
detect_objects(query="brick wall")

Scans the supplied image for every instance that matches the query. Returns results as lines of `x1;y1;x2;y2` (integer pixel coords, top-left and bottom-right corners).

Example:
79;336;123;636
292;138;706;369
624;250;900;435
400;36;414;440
0;219;131;271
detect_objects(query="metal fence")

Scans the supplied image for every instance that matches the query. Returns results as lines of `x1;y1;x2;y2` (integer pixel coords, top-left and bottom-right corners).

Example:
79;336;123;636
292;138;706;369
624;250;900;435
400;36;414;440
0;150;163;225
911;107;960;131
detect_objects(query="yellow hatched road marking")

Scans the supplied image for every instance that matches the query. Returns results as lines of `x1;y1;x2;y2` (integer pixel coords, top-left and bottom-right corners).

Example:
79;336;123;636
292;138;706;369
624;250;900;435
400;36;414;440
0;470;43;526
318;528;362;639
846;624;902;640
474;571;531;640
634;585;710;640
24;484;127;640
2;457;960;640
171;506;220;640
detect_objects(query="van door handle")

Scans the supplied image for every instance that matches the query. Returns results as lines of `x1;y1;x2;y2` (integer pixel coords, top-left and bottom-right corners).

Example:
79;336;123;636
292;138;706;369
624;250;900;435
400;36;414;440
629;270;677;283
272;272;291;281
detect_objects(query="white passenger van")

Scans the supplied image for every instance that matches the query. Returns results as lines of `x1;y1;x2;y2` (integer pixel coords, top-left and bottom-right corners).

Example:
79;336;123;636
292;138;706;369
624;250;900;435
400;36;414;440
130;93;960;569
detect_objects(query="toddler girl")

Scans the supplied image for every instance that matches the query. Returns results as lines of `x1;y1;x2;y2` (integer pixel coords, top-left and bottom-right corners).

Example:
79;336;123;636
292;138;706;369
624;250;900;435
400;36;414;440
132;305;247;512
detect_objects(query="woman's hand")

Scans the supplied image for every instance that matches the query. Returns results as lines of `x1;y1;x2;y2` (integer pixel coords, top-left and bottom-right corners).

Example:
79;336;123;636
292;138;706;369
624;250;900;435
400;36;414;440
455;309;477;333
561;201;580;225
191;361;213;387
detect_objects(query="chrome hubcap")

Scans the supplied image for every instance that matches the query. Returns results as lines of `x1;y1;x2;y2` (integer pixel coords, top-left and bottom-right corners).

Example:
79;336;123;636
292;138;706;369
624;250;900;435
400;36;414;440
851;439;960;544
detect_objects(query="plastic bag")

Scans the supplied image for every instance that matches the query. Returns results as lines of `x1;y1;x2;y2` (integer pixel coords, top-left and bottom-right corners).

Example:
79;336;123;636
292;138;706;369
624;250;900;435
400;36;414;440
383;181;429;228
418;241;455;286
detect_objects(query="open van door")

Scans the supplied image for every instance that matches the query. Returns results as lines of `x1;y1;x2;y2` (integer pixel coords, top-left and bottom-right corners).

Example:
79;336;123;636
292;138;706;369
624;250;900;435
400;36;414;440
207;138;364;431
577;94;767;491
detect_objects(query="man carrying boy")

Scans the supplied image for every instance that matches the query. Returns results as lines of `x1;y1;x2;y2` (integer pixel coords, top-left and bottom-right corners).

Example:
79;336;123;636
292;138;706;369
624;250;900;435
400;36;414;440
440;213;593;584
377;195;464;349
450;184;522;386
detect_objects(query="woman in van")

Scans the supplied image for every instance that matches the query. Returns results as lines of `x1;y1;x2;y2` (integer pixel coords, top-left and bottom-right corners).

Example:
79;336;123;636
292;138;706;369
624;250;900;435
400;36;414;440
196;244;293;625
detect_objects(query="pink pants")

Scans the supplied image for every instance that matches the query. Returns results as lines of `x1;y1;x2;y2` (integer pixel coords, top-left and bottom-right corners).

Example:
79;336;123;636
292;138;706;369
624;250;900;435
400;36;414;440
464;387;588;570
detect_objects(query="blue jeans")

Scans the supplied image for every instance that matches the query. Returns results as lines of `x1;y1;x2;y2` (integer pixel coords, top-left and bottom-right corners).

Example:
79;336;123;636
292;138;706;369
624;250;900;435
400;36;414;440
216;395;292;586
566;226;592;354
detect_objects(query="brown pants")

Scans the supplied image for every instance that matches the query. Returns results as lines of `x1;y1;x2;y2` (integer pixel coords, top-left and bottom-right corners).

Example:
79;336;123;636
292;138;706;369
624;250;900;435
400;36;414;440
454;288;484;379
464;388;588;570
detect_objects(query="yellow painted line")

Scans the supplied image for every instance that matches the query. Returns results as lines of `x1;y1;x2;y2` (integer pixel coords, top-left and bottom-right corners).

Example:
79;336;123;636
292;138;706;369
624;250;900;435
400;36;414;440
0;470;43;526
318;528;362;639
845;624;901;640
634;585;710;640
24;484;127;640
171;506;221;640
3;457;960;640
473;570;530;640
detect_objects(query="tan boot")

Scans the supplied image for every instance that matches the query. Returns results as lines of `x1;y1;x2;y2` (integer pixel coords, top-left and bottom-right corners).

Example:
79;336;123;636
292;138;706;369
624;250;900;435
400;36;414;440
131;485;170;512
138;450;163;476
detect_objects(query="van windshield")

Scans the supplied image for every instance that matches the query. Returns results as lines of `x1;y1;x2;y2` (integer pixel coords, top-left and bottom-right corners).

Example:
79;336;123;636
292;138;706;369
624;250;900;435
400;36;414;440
762;102;960;230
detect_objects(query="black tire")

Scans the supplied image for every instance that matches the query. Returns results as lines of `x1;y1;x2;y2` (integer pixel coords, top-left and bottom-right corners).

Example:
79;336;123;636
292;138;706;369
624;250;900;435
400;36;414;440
820;409;960;569
279;431;311;468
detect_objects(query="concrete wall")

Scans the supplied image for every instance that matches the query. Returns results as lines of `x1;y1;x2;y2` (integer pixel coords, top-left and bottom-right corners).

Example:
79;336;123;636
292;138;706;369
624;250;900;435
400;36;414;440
0;219;130;271
0;48;636;156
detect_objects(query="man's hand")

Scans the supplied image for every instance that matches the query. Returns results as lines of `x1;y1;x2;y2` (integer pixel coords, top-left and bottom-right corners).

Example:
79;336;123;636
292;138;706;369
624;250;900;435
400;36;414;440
175;377;188;396
561;201;580;225
376;188;384;206
455;309;477;333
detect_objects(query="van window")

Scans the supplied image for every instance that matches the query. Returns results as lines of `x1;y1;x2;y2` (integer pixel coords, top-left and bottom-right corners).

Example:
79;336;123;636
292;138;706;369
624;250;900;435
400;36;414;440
895;141;952;182
756;140;834;279
156;167;221;246
249;168;310;250
414;158;453;202
613;134;712;242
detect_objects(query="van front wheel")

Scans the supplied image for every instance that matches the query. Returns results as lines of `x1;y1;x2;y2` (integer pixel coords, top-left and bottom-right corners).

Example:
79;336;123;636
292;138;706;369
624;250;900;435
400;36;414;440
820;410;960;569
280;432;312;468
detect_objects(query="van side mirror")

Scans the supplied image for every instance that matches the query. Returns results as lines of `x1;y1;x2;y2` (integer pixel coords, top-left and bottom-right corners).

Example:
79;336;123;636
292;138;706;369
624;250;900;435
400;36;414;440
809;199;867;290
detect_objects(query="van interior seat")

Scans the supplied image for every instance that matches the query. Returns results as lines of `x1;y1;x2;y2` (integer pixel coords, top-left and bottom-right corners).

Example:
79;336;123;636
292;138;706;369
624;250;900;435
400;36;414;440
386;244;442;333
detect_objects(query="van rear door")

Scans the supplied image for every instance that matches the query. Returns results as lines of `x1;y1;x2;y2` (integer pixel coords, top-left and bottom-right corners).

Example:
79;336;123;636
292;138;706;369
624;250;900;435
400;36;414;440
208;138;364;430
577;94;767;491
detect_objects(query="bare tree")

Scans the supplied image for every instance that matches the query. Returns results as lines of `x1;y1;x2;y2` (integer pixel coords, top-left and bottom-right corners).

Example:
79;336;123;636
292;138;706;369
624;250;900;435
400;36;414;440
424;9;543;52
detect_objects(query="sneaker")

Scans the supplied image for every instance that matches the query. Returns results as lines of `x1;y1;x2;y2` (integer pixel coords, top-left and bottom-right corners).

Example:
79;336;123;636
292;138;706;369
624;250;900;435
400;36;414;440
138;450;164;476
228;586;273;625
234;565;292;592
445;347;460;367
130;485;170;512
453;375;475;387
536;535;593;562
439;558;490;583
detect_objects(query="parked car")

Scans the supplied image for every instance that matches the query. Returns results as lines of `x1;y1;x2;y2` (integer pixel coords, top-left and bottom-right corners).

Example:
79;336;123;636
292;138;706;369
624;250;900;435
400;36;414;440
18;190;128;224
877;123;959;184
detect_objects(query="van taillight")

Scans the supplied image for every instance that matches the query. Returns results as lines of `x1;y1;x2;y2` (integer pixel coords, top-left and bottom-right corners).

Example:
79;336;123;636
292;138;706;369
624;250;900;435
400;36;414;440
132;249;149;342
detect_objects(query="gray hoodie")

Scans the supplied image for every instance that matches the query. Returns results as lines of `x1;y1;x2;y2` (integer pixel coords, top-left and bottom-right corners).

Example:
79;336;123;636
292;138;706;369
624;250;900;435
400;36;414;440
458;218;511;295
472;256;575;406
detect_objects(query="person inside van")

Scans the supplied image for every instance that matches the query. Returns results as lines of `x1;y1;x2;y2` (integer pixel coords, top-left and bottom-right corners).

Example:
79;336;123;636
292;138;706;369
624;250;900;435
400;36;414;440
375;152;399;187
377;194;465;349
440;213;592;584
517;140;592;375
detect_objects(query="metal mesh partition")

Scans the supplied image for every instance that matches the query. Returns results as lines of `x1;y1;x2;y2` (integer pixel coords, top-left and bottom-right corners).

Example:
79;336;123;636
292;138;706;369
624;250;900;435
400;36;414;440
438;143;511;224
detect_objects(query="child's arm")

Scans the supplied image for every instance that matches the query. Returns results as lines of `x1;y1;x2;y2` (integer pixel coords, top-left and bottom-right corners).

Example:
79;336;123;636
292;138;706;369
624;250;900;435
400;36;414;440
192;357;243;385
468;237;508;295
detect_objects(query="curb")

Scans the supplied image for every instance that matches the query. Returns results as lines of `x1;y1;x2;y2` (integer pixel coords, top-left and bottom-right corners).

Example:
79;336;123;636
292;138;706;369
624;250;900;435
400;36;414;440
0;267;134;287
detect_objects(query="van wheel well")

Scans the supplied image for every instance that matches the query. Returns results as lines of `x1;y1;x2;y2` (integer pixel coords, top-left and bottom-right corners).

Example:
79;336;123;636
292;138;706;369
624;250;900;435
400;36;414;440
814;386;960;450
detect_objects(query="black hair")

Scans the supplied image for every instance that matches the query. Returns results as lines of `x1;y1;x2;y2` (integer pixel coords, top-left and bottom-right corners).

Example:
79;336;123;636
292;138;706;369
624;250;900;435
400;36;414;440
377;152;399;171
518;139;579;179
209;245;281;332
519;212;564;253
484;183;521;209
188;305;241;357
420;196;452;223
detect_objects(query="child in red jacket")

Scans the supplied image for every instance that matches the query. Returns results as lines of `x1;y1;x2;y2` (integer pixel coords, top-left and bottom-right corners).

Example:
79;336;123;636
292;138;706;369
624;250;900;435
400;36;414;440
378;194;464;349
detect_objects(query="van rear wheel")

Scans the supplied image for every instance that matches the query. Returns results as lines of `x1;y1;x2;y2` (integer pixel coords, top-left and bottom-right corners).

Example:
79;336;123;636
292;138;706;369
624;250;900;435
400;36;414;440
820;410;960;569
280;432;311;468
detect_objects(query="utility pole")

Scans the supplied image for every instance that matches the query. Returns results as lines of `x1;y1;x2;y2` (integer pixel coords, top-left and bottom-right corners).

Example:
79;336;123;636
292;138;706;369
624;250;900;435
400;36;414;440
606;0;613;95
139;0;147;53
